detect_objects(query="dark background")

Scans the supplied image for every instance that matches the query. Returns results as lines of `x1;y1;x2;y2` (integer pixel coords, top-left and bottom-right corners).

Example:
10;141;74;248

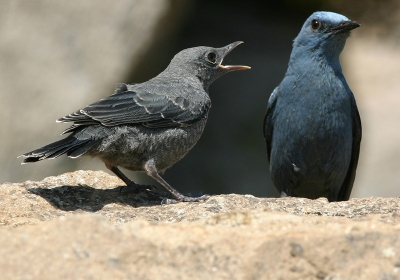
128;0;361;197
2;0;399;198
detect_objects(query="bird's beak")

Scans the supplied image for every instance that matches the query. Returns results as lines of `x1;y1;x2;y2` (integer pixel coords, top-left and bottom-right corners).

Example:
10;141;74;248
218;41;251;72
327;21;361;34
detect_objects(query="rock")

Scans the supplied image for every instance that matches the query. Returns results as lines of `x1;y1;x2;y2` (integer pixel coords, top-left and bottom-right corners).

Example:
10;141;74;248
1;171;400;279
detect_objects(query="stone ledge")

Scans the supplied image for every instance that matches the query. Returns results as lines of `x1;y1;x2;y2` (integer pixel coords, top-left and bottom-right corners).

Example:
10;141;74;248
1;170;399;279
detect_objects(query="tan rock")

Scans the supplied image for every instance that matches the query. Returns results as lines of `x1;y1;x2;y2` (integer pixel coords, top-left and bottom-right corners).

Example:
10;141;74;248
1;171;400;279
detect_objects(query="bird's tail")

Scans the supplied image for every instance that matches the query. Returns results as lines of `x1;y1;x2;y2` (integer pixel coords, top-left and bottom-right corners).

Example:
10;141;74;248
19;136;99;163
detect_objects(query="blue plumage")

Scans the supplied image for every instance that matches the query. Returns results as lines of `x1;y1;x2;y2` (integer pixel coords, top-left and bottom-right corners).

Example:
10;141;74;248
264;11;362;201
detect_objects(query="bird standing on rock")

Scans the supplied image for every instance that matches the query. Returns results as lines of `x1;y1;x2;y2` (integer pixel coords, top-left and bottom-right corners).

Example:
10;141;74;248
20;42;250;203
264;12;362;201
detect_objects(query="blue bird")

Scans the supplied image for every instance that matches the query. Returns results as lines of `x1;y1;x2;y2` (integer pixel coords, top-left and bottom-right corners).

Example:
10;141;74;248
264;11;362;201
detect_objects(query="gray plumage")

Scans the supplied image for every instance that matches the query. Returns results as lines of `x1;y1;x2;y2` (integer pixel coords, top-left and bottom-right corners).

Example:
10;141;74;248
20;41;250;203
264;12;362;201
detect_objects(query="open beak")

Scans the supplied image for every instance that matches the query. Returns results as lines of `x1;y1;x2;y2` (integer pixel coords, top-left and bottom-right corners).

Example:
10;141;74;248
218;41;251;72
327;21;361;34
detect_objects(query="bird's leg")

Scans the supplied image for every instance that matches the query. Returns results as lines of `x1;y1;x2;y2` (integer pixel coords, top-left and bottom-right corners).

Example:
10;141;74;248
104;163;157;193
144;159;209;204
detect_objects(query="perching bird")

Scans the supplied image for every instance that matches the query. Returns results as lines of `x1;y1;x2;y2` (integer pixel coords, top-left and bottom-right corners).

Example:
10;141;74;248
20;42;250;203
264;12;362;202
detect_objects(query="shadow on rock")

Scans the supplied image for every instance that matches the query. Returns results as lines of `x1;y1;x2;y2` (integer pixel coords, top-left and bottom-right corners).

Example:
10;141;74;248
28;185;169;211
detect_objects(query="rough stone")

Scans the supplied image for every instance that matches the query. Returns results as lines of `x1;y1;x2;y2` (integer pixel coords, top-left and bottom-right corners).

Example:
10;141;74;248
1;170;400;279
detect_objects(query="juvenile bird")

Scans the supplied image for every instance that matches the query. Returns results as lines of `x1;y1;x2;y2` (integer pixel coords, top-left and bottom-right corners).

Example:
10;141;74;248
21;42;250;203
264;12;362;201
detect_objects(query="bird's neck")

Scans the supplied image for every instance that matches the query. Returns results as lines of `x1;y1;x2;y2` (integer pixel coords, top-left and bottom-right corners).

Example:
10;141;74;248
287;47;343;76
154;68;208;92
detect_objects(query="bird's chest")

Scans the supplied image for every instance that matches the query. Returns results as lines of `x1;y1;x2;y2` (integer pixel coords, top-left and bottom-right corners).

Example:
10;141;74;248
98;119;208;172
273;80;353;167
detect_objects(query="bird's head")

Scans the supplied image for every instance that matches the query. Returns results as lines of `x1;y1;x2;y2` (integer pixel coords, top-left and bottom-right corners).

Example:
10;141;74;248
166;42;250;89
292;11;360;60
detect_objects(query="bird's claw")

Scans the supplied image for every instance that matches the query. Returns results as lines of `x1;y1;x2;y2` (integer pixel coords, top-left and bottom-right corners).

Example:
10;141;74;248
161;194;210;205
280;191;288;198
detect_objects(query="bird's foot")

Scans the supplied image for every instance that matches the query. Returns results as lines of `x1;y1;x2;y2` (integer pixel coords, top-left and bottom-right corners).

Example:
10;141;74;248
161;194;210;205
119;183;157;194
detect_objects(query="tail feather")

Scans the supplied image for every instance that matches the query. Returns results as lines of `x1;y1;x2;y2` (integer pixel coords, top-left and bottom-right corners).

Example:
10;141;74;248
20;136;94;163
46;145;81;159
67;140;101;158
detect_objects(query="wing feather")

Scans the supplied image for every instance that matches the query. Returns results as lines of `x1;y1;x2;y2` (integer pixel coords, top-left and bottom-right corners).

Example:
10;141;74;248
337;94;362;201
57;83;210;132
264;87;279;162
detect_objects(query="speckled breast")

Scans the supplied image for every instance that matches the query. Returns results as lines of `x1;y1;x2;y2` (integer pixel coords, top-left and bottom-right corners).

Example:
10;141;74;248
91;119;208;173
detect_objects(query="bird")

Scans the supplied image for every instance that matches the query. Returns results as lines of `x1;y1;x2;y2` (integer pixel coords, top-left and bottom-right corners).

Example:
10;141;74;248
263;11;362;202
20;41;250;203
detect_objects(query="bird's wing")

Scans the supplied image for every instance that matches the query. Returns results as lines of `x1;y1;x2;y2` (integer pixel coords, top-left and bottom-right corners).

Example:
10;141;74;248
58;83;210;133
337;94;362;201
263;87;279;162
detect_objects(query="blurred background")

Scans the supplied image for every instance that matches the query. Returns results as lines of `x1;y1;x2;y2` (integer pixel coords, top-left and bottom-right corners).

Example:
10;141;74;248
1;0;399;198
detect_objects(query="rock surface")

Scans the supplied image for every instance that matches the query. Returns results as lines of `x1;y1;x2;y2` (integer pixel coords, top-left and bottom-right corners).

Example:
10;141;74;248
1;170;400;279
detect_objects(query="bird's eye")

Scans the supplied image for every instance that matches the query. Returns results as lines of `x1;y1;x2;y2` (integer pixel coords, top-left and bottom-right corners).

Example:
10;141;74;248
311;20;320;30
206;52;217;64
